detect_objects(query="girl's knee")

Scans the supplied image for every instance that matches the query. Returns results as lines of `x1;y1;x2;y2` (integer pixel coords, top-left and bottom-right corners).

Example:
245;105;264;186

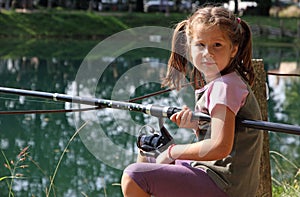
121;172;131;187
121;172;132;195
121;172;149;197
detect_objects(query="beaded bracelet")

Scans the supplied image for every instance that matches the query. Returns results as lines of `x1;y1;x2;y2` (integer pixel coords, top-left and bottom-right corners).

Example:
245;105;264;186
167;144;176;161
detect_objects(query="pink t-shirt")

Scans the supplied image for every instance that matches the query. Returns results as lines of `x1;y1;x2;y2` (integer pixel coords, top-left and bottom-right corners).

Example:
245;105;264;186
195;72;249;115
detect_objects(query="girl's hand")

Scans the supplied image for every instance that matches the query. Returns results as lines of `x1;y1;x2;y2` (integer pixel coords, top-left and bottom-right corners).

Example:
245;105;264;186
170;105;198;129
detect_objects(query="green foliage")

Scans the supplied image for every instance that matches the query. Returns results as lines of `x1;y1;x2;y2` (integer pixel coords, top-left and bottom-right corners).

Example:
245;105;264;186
270;77;300;196
0;11;187;39
0;38;97;59
0;10;298;45
271;151;300;196
243;15;298;33
283;78;300;125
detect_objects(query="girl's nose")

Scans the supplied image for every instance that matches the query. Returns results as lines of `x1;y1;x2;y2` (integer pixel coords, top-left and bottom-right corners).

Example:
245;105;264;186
202;47;213;58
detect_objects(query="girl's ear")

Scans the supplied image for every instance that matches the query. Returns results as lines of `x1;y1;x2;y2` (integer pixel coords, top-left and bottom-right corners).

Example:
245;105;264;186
230;45;239;58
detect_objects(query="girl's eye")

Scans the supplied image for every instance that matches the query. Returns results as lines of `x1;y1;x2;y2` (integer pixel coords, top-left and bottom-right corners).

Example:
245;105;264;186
214;43;222;47
195;43;205;47
195;43;205;49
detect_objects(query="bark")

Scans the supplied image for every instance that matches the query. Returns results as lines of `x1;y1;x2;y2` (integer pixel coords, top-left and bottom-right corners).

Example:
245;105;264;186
252;59;272;197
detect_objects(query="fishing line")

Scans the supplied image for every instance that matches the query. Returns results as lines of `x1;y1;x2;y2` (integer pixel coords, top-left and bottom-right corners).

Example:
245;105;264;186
0;95;99;115
0;107;101;115
0;71;298;115
0;95;63;105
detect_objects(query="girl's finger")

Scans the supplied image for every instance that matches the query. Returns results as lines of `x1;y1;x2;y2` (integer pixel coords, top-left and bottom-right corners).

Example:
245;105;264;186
187;110;193;121
181;108;191;120
170;112;181;123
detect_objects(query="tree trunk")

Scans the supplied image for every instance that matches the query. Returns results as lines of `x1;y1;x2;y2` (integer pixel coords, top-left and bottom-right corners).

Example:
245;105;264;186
234;0;238;14
88;0;94;11
22;0;33;9
47;0;52;9
252;59;272;197
256;0;272;16
5;0;10;10
11;0;17;9
136;0;143;12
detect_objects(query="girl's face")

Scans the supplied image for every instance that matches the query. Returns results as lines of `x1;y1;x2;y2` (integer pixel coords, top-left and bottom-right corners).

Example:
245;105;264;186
190;24;238;81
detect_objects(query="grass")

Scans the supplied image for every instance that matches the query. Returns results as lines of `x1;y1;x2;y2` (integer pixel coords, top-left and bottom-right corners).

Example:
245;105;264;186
2;146;299;196
0;9;298;41
0;10;187;39
243;15;299;33
271;151;300;196
1;146;29;197
0;121;109;197
46;121;89;197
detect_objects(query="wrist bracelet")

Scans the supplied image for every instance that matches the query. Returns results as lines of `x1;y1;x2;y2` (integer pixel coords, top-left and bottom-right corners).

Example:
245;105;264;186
168;144;176;161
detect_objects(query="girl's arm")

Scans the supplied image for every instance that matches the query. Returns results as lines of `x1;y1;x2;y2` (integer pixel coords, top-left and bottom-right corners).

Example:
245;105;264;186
156;104;235;163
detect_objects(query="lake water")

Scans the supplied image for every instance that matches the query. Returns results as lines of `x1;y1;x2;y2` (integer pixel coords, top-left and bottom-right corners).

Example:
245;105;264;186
0;31;299;196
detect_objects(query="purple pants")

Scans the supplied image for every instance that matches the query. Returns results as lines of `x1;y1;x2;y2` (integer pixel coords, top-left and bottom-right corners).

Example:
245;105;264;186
124;160;228;197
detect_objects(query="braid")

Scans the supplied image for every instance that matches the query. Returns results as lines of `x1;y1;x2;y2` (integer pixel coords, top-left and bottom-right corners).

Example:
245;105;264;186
238;20;254;86
162;20;188;90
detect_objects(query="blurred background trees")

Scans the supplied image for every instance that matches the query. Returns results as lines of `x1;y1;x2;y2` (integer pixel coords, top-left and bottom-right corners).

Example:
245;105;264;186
0;0;290;17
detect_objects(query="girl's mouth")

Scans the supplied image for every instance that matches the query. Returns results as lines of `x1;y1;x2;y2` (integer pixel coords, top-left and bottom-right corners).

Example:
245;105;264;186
201;62;216;66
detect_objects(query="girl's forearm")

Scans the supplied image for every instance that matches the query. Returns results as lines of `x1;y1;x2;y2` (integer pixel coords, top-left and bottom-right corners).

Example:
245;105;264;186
170;140;230;161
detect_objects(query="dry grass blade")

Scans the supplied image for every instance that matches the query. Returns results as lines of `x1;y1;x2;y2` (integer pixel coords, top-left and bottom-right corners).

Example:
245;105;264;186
46;121;89;197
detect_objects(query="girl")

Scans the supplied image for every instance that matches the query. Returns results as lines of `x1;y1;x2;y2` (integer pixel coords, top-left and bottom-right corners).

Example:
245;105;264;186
121;6;263;197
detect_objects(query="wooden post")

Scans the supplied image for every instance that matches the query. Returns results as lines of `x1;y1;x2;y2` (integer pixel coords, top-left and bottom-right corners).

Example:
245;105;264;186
297;20;300;39
252;59;272;197
279;19;284;38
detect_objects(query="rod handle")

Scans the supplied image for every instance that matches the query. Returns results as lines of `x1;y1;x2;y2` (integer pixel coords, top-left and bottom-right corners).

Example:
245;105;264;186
166;107;181;118
166;107;211;121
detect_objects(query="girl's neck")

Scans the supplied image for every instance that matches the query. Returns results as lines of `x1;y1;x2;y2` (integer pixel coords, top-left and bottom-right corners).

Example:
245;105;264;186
204;73;222;83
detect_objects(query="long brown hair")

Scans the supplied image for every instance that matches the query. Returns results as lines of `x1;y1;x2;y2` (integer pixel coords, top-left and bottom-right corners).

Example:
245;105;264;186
162;6;254;90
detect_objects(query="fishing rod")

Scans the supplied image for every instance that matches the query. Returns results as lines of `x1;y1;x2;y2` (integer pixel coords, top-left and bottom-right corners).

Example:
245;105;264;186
0;86;300;136
0;74;296;115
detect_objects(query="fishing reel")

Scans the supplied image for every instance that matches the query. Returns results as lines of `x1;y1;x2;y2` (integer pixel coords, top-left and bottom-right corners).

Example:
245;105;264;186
137;118;174;157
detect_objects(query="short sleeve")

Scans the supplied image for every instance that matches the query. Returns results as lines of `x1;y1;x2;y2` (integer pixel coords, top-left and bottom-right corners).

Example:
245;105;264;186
207;73;249;115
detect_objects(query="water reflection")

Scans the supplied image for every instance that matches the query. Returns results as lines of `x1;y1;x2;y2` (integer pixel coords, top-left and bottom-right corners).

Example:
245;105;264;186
0;39;299;196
